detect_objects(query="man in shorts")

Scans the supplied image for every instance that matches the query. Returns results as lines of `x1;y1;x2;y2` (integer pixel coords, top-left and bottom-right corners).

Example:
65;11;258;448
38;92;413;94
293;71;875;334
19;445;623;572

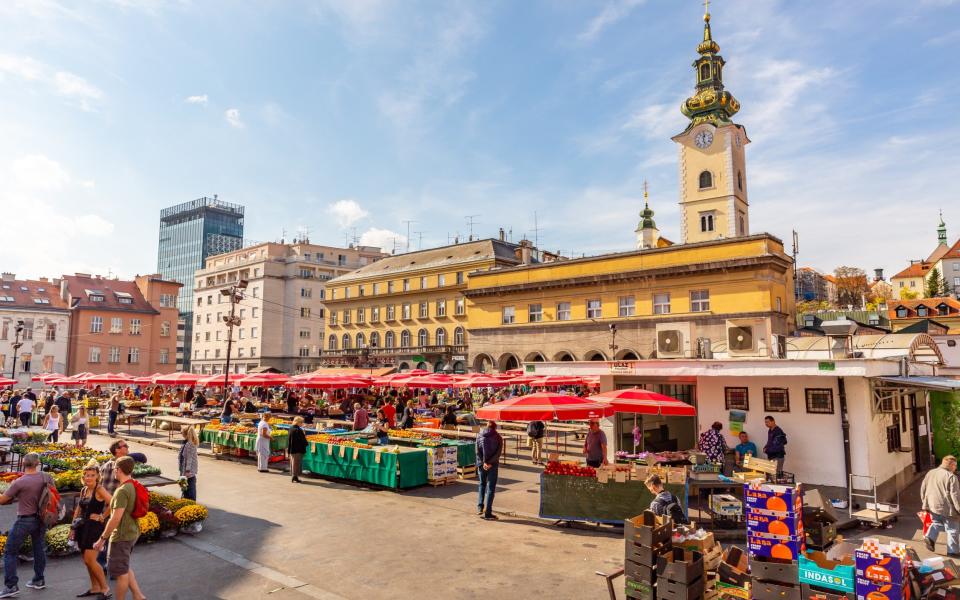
94;456;146;600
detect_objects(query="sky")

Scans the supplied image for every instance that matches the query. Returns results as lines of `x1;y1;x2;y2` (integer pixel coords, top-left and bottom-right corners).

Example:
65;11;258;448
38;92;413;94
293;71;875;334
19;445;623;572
1;0;958;282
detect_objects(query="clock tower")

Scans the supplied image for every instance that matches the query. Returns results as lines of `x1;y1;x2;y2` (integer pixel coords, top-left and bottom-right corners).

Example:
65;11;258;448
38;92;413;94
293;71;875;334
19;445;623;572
672;3;750;244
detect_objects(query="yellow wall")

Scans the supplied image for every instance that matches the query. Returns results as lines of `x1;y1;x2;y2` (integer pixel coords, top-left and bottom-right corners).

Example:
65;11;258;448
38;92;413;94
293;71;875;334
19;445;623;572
892;276;924;299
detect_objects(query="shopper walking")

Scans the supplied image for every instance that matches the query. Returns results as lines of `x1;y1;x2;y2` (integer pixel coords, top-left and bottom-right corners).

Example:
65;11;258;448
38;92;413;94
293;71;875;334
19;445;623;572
71;459;112;599
72;406;90;447
108;392;121;436
16;392;34;427
527;420;546;465
476;420;503;521
763;416;788;476
97;439;129;571
42;405;63;443
399;400;416;429
697;421;728;465
373;409;391;446
178;426;199;500
287;416;308;483
644;474;688;524
93;456;146;600
55;391;73;419
256;412;273;473
0;453;53;597
922;456;960;556
583;420;609;468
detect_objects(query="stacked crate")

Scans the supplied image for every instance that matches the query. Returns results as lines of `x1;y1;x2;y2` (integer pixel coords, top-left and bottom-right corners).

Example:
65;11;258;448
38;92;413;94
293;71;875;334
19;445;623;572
425;446;458;484
854;539;910;600
624;511;674;600
657;547;706;600
745;482;805;600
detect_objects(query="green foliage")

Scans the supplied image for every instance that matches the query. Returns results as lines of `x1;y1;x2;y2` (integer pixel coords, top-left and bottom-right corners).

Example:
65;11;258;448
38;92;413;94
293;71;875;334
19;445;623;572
926;267;947;298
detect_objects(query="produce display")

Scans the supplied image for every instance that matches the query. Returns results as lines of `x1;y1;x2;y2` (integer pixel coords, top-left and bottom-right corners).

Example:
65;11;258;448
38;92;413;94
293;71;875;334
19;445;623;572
53;470;83;491
11;443;110;471
305;434;371;449
132;463;162;477
0;428;52;444
137;512;160;537
45;524;71;554
204;422;288;439
544;461;597;477
388;429;441;441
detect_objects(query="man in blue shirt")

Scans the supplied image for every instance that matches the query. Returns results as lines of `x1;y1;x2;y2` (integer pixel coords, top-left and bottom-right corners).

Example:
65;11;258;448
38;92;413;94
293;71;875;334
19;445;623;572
734;431;758;466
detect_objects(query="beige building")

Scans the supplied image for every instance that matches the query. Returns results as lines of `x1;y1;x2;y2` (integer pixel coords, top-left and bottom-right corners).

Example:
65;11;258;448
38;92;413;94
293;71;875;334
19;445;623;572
190;241;386;375
0;274;71;386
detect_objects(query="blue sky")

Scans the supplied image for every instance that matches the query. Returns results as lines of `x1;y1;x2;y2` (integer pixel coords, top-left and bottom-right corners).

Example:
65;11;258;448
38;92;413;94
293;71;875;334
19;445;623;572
1;0;958;282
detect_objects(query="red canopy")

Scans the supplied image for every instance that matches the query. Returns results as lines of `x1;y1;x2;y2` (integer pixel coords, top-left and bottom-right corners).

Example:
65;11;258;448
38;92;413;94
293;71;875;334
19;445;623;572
289;375;372;389
588;388;696;416
0;377;16;387
198;373;248;387
153;372;204;385
84;372;137;385
237;373;290;386
453;375;515;389
530;375;587;387
405;369;431;376
475;392;614;421
406;374;460;389
32;373;63;382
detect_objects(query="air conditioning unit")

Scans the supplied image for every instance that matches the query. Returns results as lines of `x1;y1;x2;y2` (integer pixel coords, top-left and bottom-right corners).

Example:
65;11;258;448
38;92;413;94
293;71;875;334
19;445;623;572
725;318;773;357
655;322;696;358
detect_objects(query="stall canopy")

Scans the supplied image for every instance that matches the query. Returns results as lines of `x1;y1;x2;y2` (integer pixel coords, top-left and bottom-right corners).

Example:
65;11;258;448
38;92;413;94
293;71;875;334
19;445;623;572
198;373;248;387
588;388;697;416
453;375;515;388
475;393;614;421
237;373;290;386
0;377;16;387
84;372;137;385
289;375;372;389
872;376;960;391
31;373;63;383
530;376;587;387
153;372;204;386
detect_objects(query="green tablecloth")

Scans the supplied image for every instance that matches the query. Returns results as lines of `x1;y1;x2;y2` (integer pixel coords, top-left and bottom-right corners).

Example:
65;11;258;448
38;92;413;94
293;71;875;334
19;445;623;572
303;442;428;489
201;429;287;452
390;438;476;467
539;473;688;524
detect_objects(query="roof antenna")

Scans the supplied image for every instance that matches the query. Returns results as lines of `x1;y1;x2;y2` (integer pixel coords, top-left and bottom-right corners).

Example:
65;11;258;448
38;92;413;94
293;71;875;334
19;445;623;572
465;215;479;242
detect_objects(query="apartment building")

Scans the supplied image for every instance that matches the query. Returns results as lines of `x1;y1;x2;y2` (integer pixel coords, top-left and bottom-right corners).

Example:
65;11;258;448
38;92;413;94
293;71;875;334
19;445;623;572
190;241;386;375
0;274;70;386
62;274;181;376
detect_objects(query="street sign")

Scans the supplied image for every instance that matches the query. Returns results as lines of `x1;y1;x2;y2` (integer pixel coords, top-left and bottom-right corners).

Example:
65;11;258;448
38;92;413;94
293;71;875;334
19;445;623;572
818;361;836;371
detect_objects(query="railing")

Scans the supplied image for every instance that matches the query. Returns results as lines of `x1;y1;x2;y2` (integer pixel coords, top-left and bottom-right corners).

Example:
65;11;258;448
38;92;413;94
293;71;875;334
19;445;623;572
321;345;466;358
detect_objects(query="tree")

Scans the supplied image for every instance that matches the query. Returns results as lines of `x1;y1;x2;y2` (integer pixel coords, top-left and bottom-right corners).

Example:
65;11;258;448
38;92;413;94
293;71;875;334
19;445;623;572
926;267;947;298
833;266;869;308
901;288;920;300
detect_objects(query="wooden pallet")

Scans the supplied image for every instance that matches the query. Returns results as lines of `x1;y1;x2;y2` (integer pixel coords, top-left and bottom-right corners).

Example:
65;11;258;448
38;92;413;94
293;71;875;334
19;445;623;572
457;465;477;480
428;477;456;487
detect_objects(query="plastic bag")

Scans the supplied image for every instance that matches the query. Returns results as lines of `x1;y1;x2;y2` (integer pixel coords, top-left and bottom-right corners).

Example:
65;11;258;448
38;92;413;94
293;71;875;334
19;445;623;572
918;510;933;536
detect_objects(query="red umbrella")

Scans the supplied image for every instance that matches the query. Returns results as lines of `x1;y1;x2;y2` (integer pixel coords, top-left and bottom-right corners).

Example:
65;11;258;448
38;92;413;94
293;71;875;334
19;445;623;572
47;376;84;386
475;392;614;421
84;372;137;385
289;375;372;389
407;374;460;389
0;377;16;387
530;375;587;387
405;369;431;376
453;375;515;389
154;372;204;385
32;373;63;382
588;388;696;416
133;374;160;384
198;373;247;387
237;373;290;386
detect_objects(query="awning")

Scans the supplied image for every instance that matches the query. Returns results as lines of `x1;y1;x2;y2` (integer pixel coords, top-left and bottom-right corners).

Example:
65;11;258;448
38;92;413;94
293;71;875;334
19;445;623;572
873;376;960;391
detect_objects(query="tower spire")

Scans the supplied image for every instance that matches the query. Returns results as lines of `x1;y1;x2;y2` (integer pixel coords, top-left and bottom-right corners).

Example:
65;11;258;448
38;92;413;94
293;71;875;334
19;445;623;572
680;3;739;132
938;209;948;245
635;180;659;250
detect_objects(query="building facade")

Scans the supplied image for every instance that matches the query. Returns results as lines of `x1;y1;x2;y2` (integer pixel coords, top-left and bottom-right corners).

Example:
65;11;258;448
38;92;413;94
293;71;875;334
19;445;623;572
190;241;386;375
62;274;181;376
796;267;830;303
157;196;245;370
322;239;521;373
0;274;70;386
889;298;960;334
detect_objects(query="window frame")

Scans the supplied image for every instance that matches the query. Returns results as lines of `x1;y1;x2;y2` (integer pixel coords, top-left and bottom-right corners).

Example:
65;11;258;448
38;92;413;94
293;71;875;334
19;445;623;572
586;299;602;319
724;387;749;410
557;302;571;321
763;387;790;412
502;305;516;324
804;388;835;414
653;292;671;315
618;296;635;317
690;289;710;312
528;303;543;322
698;170;713;190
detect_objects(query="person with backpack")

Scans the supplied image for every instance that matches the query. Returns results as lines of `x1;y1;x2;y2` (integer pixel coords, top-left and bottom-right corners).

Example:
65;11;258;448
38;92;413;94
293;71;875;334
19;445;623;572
94;456;147;600
763;415;788;477
0;452;56;597
645;474;688;524
527;420;546;465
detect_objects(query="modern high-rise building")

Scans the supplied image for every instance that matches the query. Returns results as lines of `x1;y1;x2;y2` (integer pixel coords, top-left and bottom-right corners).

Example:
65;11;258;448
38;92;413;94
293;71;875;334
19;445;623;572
157;196;244;369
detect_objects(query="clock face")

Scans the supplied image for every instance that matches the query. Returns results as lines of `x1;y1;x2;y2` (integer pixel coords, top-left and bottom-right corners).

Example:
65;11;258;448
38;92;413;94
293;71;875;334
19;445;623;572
694;130;714;149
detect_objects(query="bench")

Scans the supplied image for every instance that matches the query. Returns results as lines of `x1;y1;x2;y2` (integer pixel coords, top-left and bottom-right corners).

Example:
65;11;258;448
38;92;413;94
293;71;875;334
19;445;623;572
733;455;794;484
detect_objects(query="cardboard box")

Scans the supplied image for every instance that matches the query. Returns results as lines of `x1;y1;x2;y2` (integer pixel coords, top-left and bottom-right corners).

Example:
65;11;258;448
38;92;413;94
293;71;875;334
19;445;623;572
658;575;706;600
668;466;689;484
710;494;743;516
625;559;657;583
805;522;838;550
748;533;805;561
855;549;906;587
626;540;672;567
679;531;716;553
854;576;909;600
744;483;804;513
657;548;705;584
748;509;804;538
625;511;673;546
751;555;800;585
752;579;802;600
799;550;855;593
716;582;751;600
702;542;723;572
800;583;855;600
718;547;751;588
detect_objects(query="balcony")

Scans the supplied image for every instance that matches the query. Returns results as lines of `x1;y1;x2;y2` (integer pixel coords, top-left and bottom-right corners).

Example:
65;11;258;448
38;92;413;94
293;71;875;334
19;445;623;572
321;345;466;358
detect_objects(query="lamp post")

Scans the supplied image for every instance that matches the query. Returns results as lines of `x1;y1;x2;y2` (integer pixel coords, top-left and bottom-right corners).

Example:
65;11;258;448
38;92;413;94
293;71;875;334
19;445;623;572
10;320;25;382
221;280;247;394
608;323;618;360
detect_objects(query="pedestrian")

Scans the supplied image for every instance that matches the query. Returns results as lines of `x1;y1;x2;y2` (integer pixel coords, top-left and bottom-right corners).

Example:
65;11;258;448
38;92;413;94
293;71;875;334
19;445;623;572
697;421;728;465
382;398;397;429
256;411;272;473
527;419;546;465
108;392;121;436
55;391;73;419
93;456;146;600
644;474;688;524
441;405;458;430
220;395;235;424
373;409;391;445
71;459;112;599
242;395;258;415
763;416;788;476
0;452;53;597
42;392;55;415
97;439;130;571
73;405;90;447
399;400;416;429
16;392;34;427
475;419;503;521
922;455;960;557
287;416;307;483
734;431;758;466
583;420;608;468
285;389;299;416
178;426;199;501
352;402;369;431
42;404;62;442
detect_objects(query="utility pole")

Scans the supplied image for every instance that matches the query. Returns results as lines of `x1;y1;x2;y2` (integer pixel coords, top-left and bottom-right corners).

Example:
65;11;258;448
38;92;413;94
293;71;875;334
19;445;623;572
221;280;248;393
402;220;416;253
10;320;24;381
608;323;618;360
792;230;800;300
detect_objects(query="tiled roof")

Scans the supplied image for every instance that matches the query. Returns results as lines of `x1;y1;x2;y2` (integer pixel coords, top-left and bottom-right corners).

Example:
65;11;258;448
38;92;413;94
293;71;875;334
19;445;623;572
0;279;69;311
928;244;950;263
62;275;158;314
892;262;931;279
889;297;960;319
330;239;520;283
942;238;960;260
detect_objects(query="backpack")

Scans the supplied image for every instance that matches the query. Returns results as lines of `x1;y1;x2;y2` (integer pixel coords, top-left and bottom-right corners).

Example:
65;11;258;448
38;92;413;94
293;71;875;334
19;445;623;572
37;474;63;528
527;421;545;439
657;491;688;525
127;479;150;519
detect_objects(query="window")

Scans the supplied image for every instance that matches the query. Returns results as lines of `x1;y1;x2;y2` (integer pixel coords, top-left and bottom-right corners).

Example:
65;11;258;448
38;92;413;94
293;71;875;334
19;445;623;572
90;293;105;302
369;331;380;348
690;290;710;312
299;347;310;357
358;286;364;297
356;333;365;348
436;300;446;317
239;328;246;340
129;319;141;335
90;316;103;333
438;274;446;287
400;330;411;348
419;302;429;318
128;347;140;363
502;306;516;324
699;63;710;80
251;327;258;338
698;170;713;189
372;283;379;295
89;347;101;363
237;348;244;358
329;312;338;326
250;347;257;357
700;212;715;232
159;349;169;364
216;331;221;341
898;281;904;288
45;324;56;341
941;304;952;317
724;387;749;410
342;310;350;324
239;309;245;319
805;388;834;414
205;332;210;341
402;303;412;320
910;281;916;288
586;299;602;319
402;279;410;292
252;307;258;318
198;315;203;325
385;331;395;348
420;276;428;289
418;329;428;347
252;286;259;298
653;293;671;315
207;295;212;305
455;298;465;315
20;354;30;372
299;329;311;339
301;288;312;298
454;327;465;346
387;305;396;320
436;328;447;346
160;321;171;337
109;346;120;363
301;307;311;318
886;424;902;453
737;171;743;191
356;308;365;323
328;335;337;350
763;388;790;412
107;317;121;333
160;293;176;308
557;302;571;321
895;306;908;318
371;307;380;322
917;305;929;317
342;334;351;350
618;296;635;317
344;287;350;299
528;304;543;322
387;281;395;293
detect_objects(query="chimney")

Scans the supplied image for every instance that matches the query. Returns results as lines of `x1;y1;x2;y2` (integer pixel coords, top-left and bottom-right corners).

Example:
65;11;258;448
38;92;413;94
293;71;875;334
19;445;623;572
519;239;533;265
874;268;884;282
1;273;14;282
499;228;505;241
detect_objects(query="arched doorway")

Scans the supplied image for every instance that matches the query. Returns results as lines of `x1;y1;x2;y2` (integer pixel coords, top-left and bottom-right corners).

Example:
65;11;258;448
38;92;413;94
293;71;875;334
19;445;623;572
498;354;520;372
473;354;494;373
553;351;577;362
584;350;607;361
452;361;466;374
524;352;546;363
434;360;446;373
397;362;411;372
415;361;428;370
616;349;641;360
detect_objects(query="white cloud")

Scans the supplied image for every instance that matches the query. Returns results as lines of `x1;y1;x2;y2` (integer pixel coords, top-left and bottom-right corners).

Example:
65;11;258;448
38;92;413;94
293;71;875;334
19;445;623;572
185;94;209;105
10;154;71;192
578;0;645;44
327;199;369;228
359;227;404;252
224;108;243;128
0;53;103;109
73;214;115;235
53;71;102;100
311;0;394;39
622;102;684;140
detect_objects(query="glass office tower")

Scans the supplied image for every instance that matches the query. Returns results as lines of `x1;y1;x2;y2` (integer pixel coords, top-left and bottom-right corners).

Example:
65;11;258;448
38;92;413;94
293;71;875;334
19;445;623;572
158;196;244;369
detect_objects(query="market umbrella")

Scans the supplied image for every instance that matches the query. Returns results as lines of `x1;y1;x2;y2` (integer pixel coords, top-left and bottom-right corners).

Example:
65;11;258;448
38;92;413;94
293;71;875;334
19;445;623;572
530;375;588;387
475;392;614;421
198;373;248;387
0;377;16;387
133;374;159;384
588;388;696;416
153;372;204;386
405;369;431;376
237;373;291;386
289;375;372;389
32;373;63;383
407;374;460;389
452;375;515;389
84;372;137;385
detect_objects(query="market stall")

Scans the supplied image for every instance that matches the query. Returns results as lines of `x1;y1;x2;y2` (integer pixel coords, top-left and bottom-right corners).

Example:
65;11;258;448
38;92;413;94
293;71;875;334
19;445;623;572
302;435;429;489
201;423;288;457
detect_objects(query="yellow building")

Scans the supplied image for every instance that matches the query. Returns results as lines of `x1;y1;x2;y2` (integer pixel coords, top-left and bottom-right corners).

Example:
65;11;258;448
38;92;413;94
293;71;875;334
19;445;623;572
321;238;522;372
891;262;931;300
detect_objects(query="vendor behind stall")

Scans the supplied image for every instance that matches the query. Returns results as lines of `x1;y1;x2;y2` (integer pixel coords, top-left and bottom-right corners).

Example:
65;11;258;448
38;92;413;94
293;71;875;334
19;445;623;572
583;420;608;468
734;432;758;466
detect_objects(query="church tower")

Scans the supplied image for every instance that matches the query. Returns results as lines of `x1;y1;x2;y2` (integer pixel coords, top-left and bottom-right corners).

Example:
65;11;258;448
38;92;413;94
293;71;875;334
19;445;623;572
938;210;948;246
672;2;750;244
635;181;660;250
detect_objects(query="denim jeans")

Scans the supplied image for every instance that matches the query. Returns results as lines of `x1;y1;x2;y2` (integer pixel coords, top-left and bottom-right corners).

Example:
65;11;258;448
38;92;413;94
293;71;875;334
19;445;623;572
221;414;233;424
108;410;118;434
18;412;30;427
477;465;499;516
183;476;197;501
4;516;46;588
927;513;960;554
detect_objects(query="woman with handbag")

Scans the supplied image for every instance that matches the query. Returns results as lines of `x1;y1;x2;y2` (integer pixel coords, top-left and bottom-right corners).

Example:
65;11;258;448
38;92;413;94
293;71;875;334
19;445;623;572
42;405;62;443
256;412;273;473
70;459;112;599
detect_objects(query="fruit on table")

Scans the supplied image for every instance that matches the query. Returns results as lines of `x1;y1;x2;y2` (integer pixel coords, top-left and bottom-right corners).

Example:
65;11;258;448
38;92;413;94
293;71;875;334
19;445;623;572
543;461;596;477
305;434;372;449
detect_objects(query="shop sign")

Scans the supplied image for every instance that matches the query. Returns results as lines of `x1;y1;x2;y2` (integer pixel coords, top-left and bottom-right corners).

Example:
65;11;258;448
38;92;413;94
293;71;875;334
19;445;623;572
609;361;633;374
412;355;426;362
525;364;536;373
452;355;466;361
818;361;836;371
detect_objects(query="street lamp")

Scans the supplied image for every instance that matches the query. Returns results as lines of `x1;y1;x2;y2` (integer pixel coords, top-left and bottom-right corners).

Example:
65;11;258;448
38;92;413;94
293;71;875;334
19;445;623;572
221;280;248;393
608;323;619;360
10;320;25;382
